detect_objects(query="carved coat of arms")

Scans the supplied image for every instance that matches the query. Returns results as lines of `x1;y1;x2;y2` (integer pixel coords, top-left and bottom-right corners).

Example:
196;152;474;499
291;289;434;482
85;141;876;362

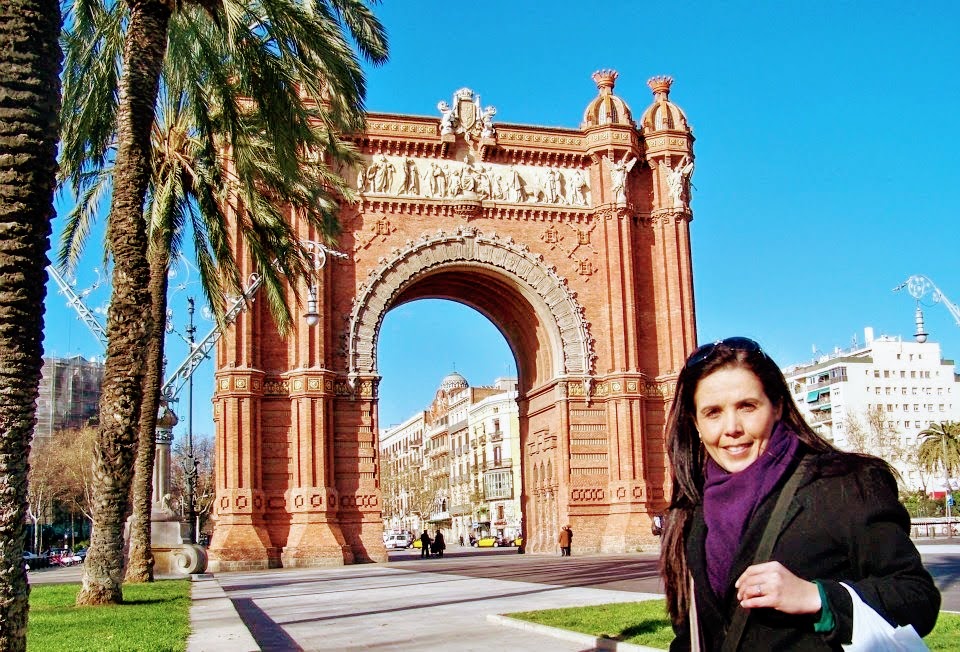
437;87;496;140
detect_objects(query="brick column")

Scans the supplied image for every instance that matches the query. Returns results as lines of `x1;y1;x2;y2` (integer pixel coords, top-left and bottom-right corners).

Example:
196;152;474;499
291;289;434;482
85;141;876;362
208;369;276;571
281;371;355;566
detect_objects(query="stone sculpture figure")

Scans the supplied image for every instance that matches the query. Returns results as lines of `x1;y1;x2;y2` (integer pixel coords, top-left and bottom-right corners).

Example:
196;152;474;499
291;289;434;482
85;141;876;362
508;166;525;203
606;154;637;204
492;172;505;200
438;101;456;135
367;154;394;193
480;105;497;138
569;169;588;206
399;157;419;195
666;155;695;208
544;168;559;204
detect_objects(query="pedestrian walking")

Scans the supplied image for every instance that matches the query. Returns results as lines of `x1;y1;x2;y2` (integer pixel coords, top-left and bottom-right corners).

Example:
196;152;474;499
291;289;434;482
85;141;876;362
432;531;446;558
558;525;571;557
419;530;431;558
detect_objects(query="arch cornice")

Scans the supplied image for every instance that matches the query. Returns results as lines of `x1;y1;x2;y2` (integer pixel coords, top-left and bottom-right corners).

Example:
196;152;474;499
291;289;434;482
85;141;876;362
346;226;596;379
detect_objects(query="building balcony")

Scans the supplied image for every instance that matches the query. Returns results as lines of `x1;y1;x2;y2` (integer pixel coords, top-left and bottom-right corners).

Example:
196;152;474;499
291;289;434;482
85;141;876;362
810;410;833;424
800;372;848;392
490;430;503;442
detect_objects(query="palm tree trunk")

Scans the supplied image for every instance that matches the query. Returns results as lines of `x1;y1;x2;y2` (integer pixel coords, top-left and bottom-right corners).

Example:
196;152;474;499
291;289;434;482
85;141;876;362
125;244;171;583
0;0;61;646
77;0;170;606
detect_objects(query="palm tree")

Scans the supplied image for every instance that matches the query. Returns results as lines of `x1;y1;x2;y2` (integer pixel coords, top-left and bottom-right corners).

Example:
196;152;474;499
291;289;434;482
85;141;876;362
0;1;62;646
918;421;960;493
58;0;386;602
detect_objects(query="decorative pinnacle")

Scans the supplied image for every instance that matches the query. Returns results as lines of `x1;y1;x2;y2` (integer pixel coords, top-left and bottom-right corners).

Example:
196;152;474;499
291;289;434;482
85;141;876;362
592;70;619;93
647;76;673;98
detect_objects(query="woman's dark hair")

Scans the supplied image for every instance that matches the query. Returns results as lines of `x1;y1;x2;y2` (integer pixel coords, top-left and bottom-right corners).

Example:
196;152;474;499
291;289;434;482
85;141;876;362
659;339;851;624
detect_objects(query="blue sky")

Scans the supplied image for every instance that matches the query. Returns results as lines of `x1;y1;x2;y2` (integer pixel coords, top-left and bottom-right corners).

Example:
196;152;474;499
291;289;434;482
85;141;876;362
43;2;960;435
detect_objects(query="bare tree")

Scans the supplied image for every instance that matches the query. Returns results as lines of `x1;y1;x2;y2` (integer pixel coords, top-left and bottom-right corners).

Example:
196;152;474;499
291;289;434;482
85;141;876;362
171;435;214;536
844;406;911;482
26;436;69;553
56;427;98;526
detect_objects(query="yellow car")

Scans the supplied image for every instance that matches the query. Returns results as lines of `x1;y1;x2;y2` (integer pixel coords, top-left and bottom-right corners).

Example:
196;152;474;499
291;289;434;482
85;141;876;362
412;538;422;548
473;536;497;547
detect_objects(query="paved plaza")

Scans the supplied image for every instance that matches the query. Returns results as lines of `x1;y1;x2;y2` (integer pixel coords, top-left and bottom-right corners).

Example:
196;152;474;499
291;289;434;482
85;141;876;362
189;549;664;651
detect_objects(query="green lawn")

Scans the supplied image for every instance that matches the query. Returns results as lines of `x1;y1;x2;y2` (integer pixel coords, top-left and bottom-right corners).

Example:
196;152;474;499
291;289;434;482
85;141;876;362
507;599;960;651
27;580;191;652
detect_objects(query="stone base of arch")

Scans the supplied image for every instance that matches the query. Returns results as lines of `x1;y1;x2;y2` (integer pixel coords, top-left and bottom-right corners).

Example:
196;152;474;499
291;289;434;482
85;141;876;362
281;519;356;567
207;520;278;572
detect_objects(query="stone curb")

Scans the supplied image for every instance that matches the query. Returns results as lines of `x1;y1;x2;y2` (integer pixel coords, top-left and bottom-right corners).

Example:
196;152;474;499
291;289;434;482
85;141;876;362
187;575;259;652
487;614;664;652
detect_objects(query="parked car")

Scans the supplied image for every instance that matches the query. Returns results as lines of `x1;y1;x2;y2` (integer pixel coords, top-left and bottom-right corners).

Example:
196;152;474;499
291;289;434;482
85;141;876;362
473;536;497;547
384;533;413;549
22;552;46;570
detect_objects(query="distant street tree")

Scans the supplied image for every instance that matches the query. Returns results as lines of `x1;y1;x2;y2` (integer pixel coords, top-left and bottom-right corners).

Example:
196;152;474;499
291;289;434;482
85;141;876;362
917;421;960;490
843;406;909;475
170;435;214;537
56;427;98;526
0;0;62;646
26;437;70;553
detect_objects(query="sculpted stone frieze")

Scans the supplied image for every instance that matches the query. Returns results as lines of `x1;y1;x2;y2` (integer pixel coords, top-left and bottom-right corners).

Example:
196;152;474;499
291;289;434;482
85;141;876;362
353;153;590;208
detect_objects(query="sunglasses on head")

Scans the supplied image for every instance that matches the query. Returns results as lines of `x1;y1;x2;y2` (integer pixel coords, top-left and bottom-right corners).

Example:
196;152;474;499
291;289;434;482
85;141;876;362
684;336;764;370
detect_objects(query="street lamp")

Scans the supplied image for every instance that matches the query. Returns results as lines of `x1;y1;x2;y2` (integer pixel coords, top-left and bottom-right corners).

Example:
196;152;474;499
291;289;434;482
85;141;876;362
184;297;199;545
944;433;953;539
301;240;347;327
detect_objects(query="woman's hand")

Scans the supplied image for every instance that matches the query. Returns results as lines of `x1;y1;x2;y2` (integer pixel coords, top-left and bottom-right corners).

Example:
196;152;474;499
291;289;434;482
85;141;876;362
734;561;822;614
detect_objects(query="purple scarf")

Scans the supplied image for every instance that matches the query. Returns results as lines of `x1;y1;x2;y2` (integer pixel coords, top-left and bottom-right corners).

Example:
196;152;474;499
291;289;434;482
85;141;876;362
702;422;799;596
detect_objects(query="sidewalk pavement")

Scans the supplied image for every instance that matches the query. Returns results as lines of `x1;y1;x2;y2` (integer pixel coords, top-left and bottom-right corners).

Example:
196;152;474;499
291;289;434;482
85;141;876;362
188;562;664;652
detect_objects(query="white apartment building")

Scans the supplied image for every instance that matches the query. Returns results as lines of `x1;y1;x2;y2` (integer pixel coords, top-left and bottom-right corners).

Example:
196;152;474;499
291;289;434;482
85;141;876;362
466;380;521;544
379;411;426;535
379;372;522;545
783;328;960;489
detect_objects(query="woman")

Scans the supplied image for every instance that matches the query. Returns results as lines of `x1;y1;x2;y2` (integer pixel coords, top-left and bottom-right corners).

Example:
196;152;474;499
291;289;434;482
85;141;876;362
661;337;940;650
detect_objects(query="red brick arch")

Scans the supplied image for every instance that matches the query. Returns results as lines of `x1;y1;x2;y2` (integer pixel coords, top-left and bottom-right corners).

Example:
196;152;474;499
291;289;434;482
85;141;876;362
209;76;698;569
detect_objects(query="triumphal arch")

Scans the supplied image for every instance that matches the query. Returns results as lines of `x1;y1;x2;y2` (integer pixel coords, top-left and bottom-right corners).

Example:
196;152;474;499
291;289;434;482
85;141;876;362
208;71;698;570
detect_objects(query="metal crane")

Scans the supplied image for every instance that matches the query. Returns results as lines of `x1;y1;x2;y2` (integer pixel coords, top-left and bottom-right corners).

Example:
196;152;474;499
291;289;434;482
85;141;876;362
47;265;108;347
47;240;346;401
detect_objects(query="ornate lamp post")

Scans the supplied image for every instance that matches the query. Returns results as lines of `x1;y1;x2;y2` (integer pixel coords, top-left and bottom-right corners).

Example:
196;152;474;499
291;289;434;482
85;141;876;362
184;297;199;544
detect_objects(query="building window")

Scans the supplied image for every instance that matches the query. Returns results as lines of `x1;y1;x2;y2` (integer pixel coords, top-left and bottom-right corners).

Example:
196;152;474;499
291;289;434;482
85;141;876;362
493;446;502;466
874;370;880;378
911;371;916;378
484;469;512;500
884;370;890;378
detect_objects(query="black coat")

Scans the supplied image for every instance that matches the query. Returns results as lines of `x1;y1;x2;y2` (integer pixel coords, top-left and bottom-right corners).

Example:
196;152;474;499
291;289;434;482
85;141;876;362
671;451;940;651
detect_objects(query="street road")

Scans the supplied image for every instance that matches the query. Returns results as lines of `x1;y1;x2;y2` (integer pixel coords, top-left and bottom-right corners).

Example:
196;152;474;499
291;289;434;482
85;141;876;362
28;544;960;613
389;544;960;612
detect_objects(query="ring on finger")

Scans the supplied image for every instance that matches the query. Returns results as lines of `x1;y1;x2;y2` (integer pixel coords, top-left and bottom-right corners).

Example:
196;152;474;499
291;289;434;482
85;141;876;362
754;584;763;597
